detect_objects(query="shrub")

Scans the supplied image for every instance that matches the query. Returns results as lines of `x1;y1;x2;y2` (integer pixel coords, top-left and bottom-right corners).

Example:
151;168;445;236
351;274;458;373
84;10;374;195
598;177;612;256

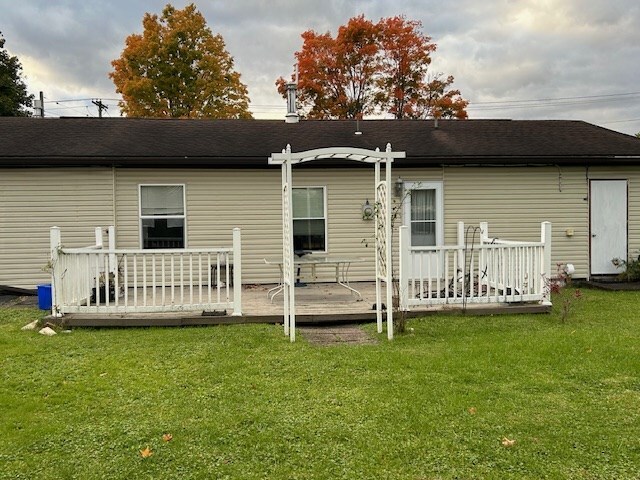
611;254;640;281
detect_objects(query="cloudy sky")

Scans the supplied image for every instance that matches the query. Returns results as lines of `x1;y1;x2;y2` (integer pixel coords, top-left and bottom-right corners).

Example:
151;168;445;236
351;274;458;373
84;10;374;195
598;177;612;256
2;0;639;135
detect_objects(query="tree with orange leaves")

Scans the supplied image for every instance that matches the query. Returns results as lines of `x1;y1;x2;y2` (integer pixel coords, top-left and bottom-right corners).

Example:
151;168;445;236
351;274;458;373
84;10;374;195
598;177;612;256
277;15;467;120
110;4;251;119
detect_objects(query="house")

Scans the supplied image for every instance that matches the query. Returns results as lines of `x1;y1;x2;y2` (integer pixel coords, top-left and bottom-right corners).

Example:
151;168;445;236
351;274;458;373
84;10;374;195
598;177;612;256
2;117;640;294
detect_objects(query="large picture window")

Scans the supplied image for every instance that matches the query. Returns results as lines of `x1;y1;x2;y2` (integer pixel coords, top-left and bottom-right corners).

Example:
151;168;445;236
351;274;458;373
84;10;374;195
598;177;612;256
292;186;326;252
139;185;186;249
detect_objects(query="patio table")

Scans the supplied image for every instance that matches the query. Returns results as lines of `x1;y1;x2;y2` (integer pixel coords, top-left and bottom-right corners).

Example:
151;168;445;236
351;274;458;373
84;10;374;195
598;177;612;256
264;256;366;302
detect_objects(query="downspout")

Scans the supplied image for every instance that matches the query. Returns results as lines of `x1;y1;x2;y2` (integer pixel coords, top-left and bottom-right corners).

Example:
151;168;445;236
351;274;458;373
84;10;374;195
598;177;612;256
112;164;117;227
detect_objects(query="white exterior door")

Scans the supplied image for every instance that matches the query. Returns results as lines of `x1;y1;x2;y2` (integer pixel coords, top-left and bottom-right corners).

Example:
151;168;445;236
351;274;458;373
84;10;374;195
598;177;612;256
590;180;627;275
403;182;444;279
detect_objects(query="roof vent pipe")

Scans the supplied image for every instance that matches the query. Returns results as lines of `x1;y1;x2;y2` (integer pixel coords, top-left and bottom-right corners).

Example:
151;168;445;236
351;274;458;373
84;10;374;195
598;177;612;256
285;82;299;123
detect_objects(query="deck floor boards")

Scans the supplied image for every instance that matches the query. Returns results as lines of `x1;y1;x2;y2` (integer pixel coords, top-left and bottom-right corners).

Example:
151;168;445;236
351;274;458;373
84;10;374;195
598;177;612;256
51;282;550;327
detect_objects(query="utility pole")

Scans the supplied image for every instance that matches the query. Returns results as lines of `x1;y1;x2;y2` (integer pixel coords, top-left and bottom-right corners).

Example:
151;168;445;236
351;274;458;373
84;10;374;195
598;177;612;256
92;99;108;118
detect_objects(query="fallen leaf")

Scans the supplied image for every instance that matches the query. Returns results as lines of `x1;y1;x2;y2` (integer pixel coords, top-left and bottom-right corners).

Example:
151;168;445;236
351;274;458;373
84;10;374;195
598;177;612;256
501;437;516;447
162;433;173;442
140;446;153;458
468;407;477;415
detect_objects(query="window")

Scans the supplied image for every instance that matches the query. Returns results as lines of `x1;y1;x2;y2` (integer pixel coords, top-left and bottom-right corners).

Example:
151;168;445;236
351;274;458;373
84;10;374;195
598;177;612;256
410;189;437;246
139;185;186;249
292;186;326;252
403;182;443;248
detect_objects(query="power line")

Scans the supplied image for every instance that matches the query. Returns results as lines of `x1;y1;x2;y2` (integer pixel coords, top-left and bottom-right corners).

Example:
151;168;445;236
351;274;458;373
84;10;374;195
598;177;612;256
468;92;640;111
45;97;121;103
470;91;640;105
600;118;640;125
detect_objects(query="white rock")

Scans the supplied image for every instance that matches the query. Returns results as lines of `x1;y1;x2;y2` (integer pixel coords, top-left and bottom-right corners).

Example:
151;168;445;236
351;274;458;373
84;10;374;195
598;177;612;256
21;321;39;331
38;326;57;336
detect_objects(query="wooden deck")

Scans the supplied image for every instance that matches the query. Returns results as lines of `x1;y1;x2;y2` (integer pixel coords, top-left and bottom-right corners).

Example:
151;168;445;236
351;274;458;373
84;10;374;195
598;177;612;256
52;282;551;327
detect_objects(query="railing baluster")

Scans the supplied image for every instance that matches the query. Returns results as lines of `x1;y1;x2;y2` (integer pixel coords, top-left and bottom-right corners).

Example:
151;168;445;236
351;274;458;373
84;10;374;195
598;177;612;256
133;254;138;307
435;252;441;300
224;252;229;304
104;254;110;308
198;253;203;304
180;254;184;306
207;253;212;305
216;254;221;304
142;256;147;307
409;252;415;300
123;254;128;308
444;251;449;303
452;248;458;300
171;255;175;305
189;255;193;305
152;255;157;306
95;254;101;306
161;254;166;306
114;253;119;307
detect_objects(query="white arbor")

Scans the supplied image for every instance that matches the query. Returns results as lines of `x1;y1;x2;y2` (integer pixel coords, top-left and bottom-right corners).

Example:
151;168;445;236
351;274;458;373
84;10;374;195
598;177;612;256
269;144;405;341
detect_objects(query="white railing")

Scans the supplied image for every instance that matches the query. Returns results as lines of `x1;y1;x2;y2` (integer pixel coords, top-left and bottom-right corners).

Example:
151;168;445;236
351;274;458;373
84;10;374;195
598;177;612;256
50;226;242;316
399;221;552;309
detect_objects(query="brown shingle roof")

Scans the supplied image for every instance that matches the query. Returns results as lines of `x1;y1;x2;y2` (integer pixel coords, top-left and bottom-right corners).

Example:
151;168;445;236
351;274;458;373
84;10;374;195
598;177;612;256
1;117;640;167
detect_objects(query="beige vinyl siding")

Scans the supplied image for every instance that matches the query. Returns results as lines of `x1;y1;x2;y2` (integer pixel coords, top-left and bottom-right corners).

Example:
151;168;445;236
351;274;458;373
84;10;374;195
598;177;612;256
398;165;640;278
5;164;639;290
114;168;379;283
0;168;115;288
112;165;640;282
441;166;590;277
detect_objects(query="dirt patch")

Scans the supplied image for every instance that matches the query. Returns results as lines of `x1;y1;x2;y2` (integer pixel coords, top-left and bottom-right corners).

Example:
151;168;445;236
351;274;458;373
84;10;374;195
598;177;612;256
0;295;39;308
298;324;377;346
581;281;640;291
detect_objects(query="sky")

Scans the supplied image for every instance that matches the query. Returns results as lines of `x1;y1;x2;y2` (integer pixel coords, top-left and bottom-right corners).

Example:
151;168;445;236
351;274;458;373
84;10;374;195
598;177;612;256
1;0;639;136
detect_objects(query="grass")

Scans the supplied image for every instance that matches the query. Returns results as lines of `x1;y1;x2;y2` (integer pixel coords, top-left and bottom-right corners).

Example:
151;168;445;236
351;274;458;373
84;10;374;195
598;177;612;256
1;288;639;479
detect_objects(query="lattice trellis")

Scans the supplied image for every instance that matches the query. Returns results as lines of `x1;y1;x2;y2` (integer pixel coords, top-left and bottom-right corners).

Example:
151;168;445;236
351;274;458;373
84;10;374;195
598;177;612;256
269;144;404;342
282;182;292;285
375;181;388;279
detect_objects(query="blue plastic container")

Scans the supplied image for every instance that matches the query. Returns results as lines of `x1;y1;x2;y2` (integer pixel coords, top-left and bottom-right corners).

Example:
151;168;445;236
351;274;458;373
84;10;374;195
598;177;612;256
37;284;52;310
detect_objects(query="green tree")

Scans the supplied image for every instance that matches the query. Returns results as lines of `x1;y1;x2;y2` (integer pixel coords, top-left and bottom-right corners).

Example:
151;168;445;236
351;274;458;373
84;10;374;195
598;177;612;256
110;3;251;118
0;32;34;116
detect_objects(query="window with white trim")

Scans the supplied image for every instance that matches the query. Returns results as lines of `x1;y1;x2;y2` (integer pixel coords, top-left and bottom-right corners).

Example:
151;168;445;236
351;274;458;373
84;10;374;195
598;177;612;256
139;185;186;249
403;182;444;247
292;186;327;252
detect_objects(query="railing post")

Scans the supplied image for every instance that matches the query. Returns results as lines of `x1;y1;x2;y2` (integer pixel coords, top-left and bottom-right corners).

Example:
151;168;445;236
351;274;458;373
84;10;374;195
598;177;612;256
479;221;489;244
94;226;104;285
95;227;103;248
108;226;116;275
541;221;552;305
50;226;62;317
399;226;410;311
457;221;465;271
232;227;242;316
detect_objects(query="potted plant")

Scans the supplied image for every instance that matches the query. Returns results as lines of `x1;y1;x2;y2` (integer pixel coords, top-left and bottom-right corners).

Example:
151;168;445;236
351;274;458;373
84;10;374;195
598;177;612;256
91;271;120;304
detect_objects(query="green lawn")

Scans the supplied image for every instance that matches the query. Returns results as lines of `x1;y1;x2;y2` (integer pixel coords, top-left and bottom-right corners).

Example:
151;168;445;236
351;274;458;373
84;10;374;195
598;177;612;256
1;289;639;479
